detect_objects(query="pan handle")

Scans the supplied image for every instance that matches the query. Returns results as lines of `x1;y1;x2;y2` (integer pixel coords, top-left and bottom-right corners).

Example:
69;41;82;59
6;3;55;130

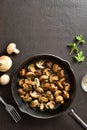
69;109;87;130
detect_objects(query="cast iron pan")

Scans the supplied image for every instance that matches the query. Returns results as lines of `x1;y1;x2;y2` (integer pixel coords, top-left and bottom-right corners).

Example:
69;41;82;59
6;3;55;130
11;54;76;119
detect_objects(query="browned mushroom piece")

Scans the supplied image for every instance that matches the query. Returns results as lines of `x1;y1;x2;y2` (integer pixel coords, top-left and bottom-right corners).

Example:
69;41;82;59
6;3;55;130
39;95;48;103
17;88;26;95
63;82;71;91
56;81;64;89
43;68;51;76
30;100;39;108
20;68;26;76
49;74;59;83
59;78;65;84
39;103;45;111
46;61;53;69
57;70;65;78
34;69;42;76
19;78;25;86
45;101;55;109
41;82;50;90
36;60;45;69
54;90;62;97
28;64;36;72
55;95;64;103
49;84;58;93
52;64;61;73
34;85;44;93
22;83;29;92
26;72;36;80
20;93;32;102
46;91;54;101
63;90;69;99
30;91;40;99
39;75;48;81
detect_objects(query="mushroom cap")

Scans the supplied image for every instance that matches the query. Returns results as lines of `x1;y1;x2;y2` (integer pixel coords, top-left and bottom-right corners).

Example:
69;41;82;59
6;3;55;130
0;74;10;85
0;55;12;72
6;43;16;54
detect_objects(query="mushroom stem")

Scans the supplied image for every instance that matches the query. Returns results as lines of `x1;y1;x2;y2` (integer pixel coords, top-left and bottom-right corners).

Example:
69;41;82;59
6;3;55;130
13;48;20;54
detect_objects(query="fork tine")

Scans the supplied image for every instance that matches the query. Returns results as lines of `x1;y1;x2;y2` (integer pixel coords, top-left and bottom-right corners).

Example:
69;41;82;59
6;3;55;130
10;109;21;123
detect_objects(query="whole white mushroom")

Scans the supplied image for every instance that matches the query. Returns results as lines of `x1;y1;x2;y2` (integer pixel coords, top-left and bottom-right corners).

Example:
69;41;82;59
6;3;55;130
0;55;12;72
6;43;20;54
0;74;10;85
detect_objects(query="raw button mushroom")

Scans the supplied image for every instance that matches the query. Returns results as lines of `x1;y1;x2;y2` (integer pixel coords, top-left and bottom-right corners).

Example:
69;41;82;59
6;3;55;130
0;55;12;72
0;74;10;85
6;43;20;54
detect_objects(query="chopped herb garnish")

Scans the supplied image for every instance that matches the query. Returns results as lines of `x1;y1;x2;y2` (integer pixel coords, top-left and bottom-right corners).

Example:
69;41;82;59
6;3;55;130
75;35;85;44
73;51;85;62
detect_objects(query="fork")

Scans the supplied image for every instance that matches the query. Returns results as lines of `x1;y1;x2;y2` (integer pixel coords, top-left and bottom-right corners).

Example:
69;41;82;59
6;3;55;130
0;96;21;123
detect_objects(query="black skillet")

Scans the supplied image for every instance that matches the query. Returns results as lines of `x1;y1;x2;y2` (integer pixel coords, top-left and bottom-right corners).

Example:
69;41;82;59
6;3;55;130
11;54;76;119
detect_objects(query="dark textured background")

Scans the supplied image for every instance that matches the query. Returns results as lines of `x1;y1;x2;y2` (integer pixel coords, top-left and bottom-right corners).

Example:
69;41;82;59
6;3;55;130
0;0;87;130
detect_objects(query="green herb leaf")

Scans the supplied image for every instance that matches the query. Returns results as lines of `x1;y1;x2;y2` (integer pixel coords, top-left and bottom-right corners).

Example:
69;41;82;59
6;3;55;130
67;43;78;55
75;35;85;44
73;51;85;62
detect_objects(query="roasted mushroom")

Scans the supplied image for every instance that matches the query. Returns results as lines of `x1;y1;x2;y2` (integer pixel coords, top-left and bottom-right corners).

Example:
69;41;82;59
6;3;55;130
52;64;61;73
45;101;55;109
28;64;36;72
30;91;40;99
17;88;26;95
20;93;32;102
20;69;26;76
36;60;45;69
43;68;51;76
30;100;39;108
49;74;58;83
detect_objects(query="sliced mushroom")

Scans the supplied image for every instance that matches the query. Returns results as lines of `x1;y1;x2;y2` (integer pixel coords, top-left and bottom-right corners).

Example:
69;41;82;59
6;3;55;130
20;94;32;102
34;85;44;93
39;95;48;103
36;60;45;69
43;68;51;76
55;95;64;103
20;68;26;76
28;64;36;72
59;78;65;84
30;91;40;98
26;72;35;79
39;103;45;111
46;91;54;101
35;78;40;87
49;74;58;83
52;64;61;73
63;82;71;91
35;69;42;76
63;90;69;99
23;83;29;92
49;84;58;93
54;90;62;97
57;70;65;78
30;100;39;108
39;75;48;81
46;62;53;69
19;79;25;86
41;82;50;90
17;88;26;95
45;101;55;109
56;81;63;89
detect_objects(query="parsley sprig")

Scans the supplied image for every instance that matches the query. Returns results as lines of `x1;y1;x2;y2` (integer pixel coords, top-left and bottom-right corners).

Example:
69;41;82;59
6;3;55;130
67;35;86;63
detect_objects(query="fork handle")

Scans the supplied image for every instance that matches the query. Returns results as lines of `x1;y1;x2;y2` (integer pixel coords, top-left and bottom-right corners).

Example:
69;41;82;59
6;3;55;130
69;109;87;129
0;97;7;107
